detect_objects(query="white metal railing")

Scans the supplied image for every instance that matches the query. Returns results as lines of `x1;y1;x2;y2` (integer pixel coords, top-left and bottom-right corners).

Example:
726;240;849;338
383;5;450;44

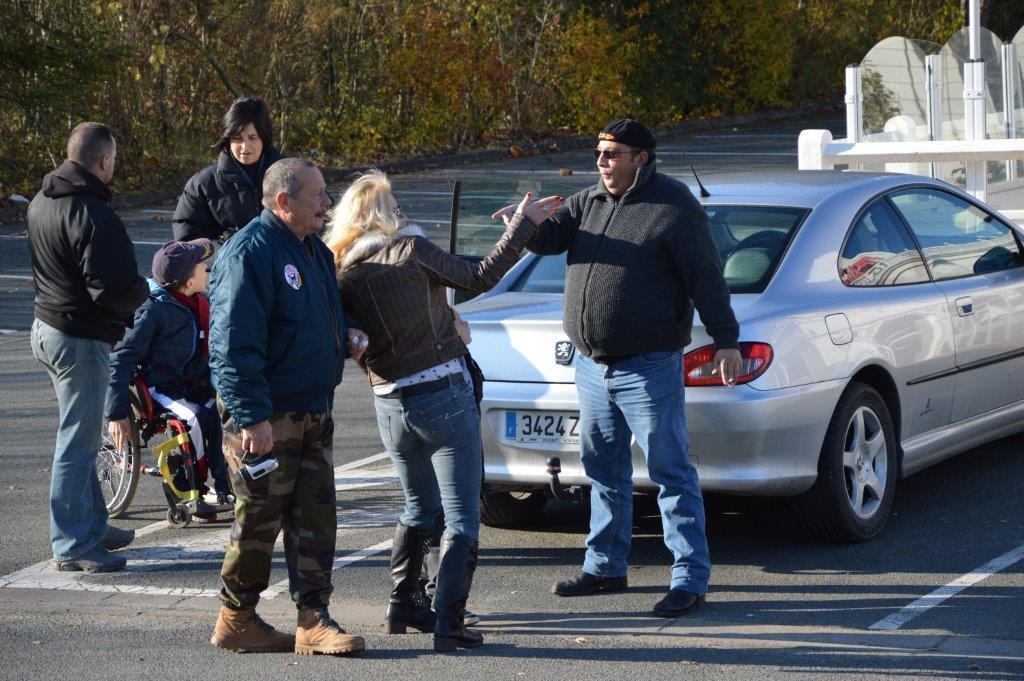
806;13;1024;205
825;6;1024;202
798;130;1024;201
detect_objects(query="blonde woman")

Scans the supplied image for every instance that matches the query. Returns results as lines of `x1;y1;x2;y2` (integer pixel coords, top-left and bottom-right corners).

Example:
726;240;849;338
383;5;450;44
327;170;561;652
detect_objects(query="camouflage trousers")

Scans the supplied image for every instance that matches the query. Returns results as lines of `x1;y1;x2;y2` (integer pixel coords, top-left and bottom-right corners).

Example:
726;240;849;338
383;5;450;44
218;410;337;611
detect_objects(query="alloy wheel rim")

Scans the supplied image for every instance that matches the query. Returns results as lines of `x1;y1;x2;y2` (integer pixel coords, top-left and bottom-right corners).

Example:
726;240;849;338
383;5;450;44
842;406;888;520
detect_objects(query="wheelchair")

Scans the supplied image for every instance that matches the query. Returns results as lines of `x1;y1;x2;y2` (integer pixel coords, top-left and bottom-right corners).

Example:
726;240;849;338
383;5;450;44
96;377;233;528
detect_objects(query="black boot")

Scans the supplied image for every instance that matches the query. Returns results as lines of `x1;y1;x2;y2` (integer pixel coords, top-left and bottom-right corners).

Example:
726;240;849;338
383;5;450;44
420;515;443;600
385;522;437;634
423;516;481;627
432;534;483;652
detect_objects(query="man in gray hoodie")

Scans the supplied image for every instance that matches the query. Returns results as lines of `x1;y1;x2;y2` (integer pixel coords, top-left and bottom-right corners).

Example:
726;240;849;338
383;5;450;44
494;118;741;617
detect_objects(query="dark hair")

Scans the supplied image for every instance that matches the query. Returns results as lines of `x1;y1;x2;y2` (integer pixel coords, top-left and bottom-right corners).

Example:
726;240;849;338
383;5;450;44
630;146;656;164
67;122;115;167
214;97;273;152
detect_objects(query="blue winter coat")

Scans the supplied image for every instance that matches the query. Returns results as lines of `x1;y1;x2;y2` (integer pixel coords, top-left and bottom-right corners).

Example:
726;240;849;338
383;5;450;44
105;279;210;420
208;209;350;428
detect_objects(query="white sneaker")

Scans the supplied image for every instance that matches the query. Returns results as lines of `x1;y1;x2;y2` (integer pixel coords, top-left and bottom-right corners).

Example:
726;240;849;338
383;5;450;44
204;492;235;506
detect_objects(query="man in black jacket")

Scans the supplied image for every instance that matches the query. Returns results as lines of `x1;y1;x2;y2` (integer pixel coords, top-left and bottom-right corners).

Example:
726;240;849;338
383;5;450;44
493;119;742;617
28;122;149;573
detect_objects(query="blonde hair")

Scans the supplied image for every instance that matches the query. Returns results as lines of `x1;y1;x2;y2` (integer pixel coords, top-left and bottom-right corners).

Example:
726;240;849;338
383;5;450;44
325;169;406;268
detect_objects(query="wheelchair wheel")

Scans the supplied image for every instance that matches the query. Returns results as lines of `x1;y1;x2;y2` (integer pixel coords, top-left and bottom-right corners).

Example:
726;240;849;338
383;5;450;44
166;506;191;528
97;422;142;518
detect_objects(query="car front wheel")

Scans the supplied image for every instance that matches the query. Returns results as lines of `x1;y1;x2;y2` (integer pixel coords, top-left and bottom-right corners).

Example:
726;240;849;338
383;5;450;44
480;489;548;528
793;381;897;542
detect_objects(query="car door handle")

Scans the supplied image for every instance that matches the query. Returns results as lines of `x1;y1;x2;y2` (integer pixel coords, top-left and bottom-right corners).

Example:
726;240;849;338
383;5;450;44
955;296;974;316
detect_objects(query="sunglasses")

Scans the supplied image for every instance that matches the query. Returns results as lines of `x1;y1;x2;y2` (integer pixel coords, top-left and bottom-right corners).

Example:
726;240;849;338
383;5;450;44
593;148;636;160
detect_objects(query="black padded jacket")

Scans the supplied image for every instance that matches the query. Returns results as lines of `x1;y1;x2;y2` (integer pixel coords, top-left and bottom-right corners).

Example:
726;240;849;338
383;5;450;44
27;160;149;343
171;147;282;243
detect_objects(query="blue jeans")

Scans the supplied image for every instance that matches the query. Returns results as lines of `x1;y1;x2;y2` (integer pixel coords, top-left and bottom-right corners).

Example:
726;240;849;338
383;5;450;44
575;350;710;592
31;319;111;560
374;380;482;540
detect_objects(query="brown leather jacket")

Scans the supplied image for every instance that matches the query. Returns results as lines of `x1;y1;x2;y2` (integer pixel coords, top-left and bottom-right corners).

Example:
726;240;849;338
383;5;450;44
337;214;536;386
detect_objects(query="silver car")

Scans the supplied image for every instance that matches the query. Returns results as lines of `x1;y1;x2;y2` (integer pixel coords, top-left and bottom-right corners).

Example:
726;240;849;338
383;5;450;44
454;171;1024;541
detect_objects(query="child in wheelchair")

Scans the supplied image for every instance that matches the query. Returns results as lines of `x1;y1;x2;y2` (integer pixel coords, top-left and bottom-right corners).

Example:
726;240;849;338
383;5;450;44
105;238;231;521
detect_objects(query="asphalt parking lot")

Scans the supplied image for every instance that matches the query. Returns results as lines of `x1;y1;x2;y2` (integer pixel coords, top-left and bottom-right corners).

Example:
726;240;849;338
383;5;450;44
1;115;1022;680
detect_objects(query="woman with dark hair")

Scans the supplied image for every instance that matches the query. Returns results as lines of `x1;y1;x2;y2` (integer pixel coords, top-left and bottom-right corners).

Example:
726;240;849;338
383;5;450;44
172;97;282;243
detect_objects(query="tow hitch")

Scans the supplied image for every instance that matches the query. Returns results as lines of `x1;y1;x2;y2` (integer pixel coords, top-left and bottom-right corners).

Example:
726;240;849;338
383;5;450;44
546;457;584;503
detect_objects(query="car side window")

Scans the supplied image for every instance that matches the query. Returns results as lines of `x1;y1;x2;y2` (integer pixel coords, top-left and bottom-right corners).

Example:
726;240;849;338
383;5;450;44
839;200;929;286
512;254;567;293
889;189;1024;281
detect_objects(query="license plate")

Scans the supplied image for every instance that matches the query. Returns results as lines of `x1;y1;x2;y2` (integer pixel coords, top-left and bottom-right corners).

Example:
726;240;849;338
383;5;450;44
505;411;580;445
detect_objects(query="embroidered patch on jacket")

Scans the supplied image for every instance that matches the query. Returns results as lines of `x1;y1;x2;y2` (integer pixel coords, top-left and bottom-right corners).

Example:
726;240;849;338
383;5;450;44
284;264;303;290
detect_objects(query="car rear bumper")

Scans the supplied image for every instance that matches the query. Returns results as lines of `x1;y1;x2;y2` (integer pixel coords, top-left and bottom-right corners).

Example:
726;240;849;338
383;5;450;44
480;378;846;497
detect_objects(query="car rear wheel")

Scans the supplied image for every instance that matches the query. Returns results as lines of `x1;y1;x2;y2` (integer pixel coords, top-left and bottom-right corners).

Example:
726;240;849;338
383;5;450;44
480;490;548;528
793;381;897;542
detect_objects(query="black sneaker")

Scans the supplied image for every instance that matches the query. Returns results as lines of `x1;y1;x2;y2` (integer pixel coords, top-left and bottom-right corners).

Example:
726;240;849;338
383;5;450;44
189;497;218;522
56;547;127;573
100;525;135;551
652;588;705;618
552;571;627;597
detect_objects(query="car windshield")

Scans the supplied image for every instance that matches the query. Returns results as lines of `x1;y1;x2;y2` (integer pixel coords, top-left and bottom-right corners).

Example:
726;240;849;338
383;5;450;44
510;205;807;294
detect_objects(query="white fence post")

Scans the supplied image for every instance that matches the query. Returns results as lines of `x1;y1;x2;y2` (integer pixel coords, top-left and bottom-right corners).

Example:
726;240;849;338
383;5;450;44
798;130;834;170
963;59;988;201
1003;42;1018;182
845;64;863;171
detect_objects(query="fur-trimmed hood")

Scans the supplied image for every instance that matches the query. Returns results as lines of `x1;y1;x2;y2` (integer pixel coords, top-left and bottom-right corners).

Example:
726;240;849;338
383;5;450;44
339;223;425;271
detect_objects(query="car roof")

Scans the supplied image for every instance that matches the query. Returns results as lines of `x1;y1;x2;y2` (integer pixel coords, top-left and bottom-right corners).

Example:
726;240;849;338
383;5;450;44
690;170;930;208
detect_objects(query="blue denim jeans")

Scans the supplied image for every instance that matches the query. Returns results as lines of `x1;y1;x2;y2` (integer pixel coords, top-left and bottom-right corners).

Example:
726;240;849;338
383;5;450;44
374;380;482;540
575;350;710;592
31;319;112;560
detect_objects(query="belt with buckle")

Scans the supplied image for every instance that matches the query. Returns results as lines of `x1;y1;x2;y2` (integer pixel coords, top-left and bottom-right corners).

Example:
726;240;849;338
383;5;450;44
379;372;465;399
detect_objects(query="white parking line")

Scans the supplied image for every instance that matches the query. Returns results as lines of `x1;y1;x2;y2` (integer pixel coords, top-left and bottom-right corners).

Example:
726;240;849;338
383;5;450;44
0;274;32;281
0;455;400;598
262;539;394;598
869;543;1024;631
125;453;393;540
336;452;390;471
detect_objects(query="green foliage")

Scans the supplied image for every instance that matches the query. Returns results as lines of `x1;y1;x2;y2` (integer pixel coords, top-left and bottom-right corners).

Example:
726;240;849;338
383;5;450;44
861;69;902;133
0;0;974;195
0;0;117;193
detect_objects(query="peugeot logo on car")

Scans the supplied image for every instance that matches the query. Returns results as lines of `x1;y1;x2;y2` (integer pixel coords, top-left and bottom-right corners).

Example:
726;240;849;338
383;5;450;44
554;340;575;365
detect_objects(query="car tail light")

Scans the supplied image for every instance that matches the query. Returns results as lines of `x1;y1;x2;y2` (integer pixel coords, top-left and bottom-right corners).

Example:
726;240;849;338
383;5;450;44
683;342;773;387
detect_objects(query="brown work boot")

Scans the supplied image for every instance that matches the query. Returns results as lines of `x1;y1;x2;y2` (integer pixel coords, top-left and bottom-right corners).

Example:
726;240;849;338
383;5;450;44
210;605;295;653
295;606;366;656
